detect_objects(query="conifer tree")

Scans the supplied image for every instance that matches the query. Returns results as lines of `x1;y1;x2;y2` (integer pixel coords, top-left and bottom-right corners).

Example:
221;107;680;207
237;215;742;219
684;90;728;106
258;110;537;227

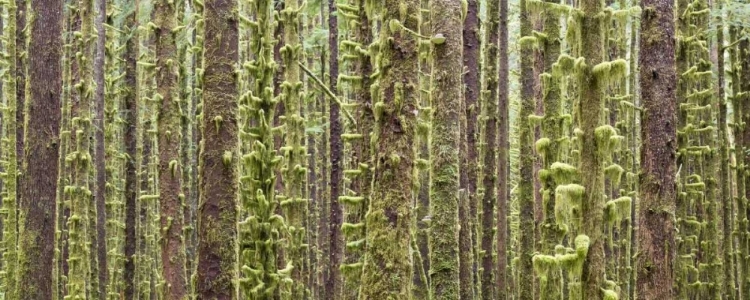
195;0;239;298
359;0;419;298
428;0;462;298
480;0;500;298
518;0;536;297
16;0;63;298
636;0;676;298
153;0;189;297
0;0;20;297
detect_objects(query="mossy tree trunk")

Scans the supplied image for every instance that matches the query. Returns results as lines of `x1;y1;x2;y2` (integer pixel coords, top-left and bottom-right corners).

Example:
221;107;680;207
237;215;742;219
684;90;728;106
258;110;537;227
359;0;419;298
578;0;608;296
326;0;343;297
533;0;567;298
279;0;307;296
461;0;481;296
716;2;735;298
122;0;139;298
16;0;62;299
480;0;500;298
154;0;189;297
0;0;20;297
496;0;510;297
518;0;536;298
428;0;462;298
337;0;374;297
92;0;108;296
636;0;677;298
195;0;238;298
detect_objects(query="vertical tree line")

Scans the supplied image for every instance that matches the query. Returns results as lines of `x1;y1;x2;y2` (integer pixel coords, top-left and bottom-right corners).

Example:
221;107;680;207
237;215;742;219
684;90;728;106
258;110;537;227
0;0;746;300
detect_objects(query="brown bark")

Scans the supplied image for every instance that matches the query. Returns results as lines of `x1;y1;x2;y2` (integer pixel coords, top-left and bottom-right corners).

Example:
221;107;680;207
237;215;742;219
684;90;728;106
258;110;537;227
16;0;25;179
154;0;188;297
17;0;62;298
123;2;139;297
326;0;343;297
496;0;510;297
481;0;500;298
636;0;677;298
461;0;480;296
196;0;239;298
93;0;108;296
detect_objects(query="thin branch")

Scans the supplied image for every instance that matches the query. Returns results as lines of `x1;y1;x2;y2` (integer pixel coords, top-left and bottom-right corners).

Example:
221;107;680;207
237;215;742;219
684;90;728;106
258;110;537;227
298;61;357;125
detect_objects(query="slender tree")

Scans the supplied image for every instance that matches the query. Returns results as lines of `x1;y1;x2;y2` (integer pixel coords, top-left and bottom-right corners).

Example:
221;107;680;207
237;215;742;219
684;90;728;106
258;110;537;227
92;0;108;295
716;1;735;298
636;0;676;297
0;0;20;297
154;0;189;297
480;0;500;298
123;0;139;298
518;0;536;297
428;0;462;298
359;0;419;298
326;0;343;295
196;0;238;297
461;0;481;295
497;0;510;296
15;0;62;299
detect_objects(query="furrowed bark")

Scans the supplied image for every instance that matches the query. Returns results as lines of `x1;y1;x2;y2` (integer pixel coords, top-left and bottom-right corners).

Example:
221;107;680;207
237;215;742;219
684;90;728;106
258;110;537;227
636;0;677;298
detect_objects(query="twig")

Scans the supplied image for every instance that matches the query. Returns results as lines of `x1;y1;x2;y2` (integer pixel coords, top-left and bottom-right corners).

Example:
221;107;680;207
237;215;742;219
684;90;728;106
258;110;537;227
298;61;357;125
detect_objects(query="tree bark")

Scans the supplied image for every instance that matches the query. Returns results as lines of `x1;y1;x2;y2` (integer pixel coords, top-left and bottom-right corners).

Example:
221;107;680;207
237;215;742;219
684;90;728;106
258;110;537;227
326;0;343;296
579;0;607;296
123;1;139;297
636;0;677;298
196;0;238;298
461;0;481;295
428;0;462;298
496;0;510;297
154;0;188;297
481;0;500;298
518;0;536;298
359;0;419;298
93;0;108;296
16;0;62;298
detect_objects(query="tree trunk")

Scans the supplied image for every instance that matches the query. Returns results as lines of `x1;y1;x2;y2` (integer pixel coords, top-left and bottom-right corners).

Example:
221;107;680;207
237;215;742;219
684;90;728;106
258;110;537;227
518;0;536;298
93;0;108;297
496;0;510;296
16;0;62;298
579;0;607;296
716;2;735;298
481;0;500;299
154;0;188;297
636;0;677;298
1;0;19;297
122;1;139;297
196;0;238;298
326;0;343;297
460;0;480;297
428;0;462;298
359;0;419;298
